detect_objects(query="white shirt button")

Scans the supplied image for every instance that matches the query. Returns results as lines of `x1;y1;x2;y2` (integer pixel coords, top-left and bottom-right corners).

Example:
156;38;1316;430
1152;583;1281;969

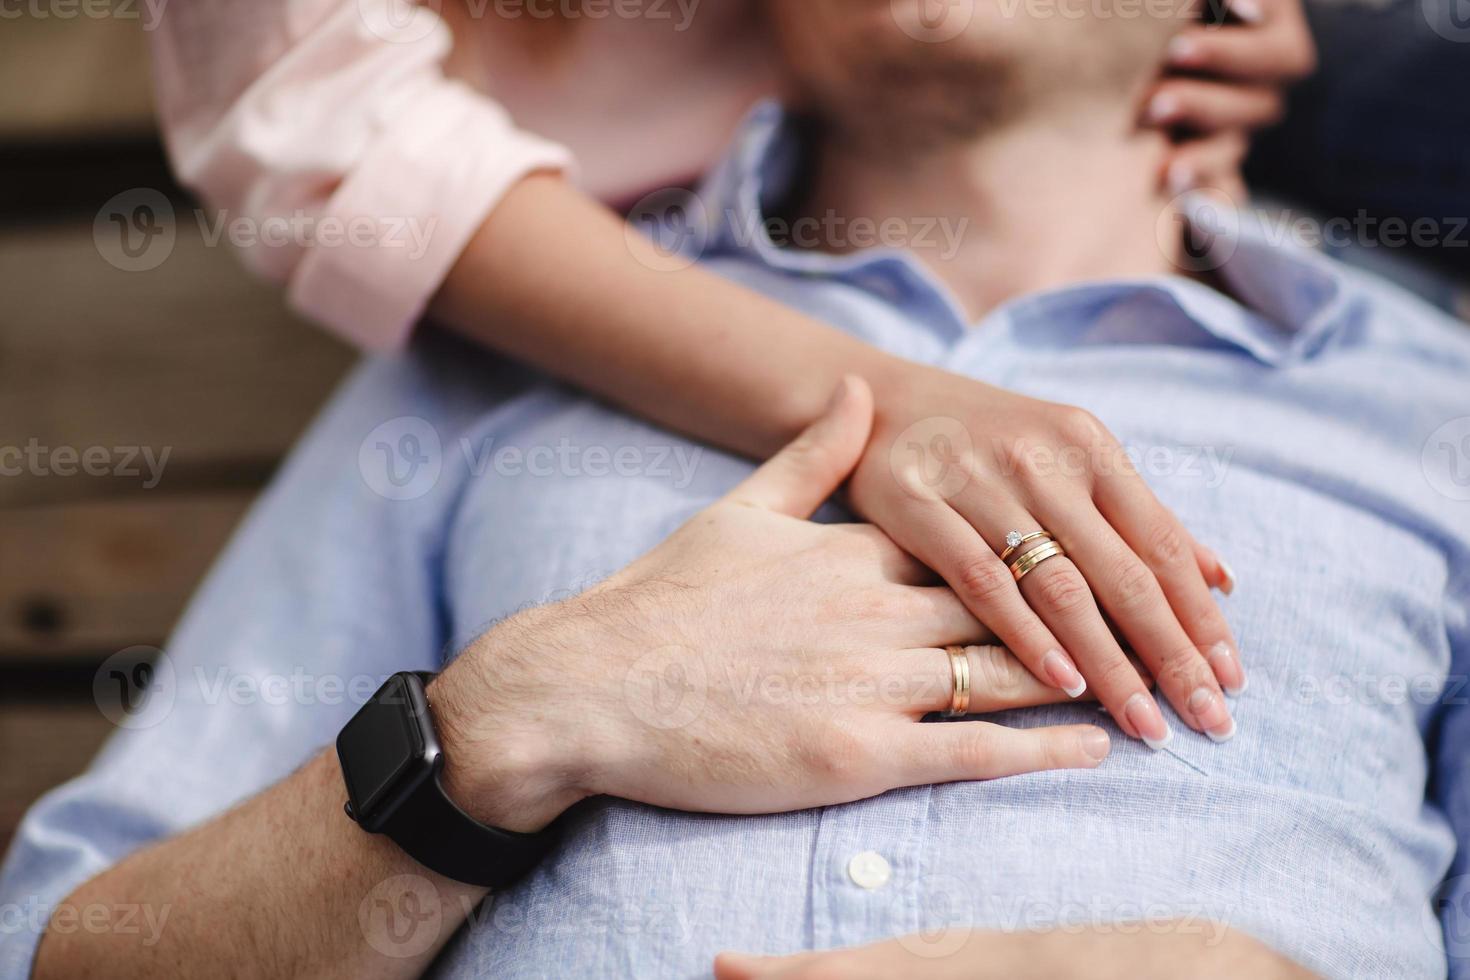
846;850;892;891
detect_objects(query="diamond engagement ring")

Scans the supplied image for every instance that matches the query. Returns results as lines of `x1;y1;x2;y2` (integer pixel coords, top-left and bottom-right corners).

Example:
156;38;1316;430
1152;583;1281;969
1000;529;1051;563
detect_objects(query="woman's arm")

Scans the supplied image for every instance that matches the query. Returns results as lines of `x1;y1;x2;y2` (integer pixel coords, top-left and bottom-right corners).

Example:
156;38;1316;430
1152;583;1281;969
433;173;1243;751
432;173;886;459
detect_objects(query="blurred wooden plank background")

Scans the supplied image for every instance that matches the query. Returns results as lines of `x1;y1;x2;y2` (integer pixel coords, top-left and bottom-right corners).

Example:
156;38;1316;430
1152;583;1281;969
0;10;353;852
0;3;154;140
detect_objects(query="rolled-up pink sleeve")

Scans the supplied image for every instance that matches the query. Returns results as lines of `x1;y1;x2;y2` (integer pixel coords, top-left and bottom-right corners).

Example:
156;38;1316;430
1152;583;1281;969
149;0;573;350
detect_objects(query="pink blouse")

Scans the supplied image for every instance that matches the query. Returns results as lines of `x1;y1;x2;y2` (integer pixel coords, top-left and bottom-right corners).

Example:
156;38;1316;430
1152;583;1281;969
149;0;776;349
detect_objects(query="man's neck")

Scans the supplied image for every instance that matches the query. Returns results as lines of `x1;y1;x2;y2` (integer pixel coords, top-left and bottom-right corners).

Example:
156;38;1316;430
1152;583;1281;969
798;101;1182;323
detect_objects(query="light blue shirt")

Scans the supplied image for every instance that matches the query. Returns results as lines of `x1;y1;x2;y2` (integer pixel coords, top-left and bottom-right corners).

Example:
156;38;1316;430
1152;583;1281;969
3;104;1469;979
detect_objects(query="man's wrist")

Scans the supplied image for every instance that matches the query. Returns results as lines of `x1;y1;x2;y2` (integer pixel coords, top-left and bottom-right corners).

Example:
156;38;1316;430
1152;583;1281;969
429;603;600;834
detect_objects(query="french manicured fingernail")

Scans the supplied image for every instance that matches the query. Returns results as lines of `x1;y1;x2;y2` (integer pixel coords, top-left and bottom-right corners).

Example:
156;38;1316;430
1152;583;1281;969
1229;0;1264;23
1167;35;1198;65
1217;556;1238;595
1188;687;1236;742
1206;640;1247;696
1080;728;1112;764
1149;93;1180;124
1042;649;1087;698
1123;692;1173;750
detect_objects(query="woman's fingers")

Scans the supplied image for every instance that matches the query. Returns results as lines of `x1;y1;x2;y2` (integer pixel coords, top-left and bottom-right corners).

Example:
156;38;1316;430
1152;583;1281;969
1167;18;1318;84
1092;476;1246;696
1008;549;1174;748
890;497;1086;699
1042;508;1237;742
724;374;872;517
887;720;1112;785
1194;535;1237;595
1147;79;1284;134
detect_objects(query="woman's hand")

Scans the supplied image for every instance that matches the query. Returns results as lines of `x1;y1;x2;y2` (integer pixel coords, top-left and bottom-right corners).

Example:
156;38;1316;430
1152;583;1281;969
433;376;1112;834
715;923;1315;980
1147;0;1318;196
850;364;1242;750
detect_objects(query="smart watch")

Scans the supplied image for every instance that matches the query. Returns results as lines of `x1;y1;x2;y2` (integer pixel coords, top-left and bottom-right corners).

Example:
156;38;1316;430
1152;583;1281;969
335;671;559;888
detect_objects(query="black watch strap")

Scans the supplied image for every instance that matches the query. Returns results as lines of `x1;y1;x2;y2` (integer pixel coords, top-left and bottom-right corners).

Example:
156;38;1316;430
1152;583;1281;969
352;672;561;890
379;767;559;890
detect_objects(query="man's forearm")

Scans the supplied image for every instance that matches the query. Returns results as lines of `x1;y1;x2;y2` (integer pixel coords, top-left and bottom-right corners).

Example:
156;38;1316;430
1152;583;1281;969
32;750;487;980
432;174;909;460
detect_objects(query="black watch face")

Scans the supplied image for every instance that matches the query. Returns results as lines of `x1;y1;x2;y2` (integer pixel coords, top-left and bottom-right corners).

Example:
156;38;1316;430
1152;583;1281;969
337;673;435;828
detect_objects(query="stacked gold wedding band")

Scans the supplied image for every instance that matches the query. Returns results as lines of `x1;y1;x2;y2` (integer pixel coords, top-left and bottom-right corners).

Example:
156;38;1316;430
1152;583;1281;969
1002;528;1066;584
944;645;970;718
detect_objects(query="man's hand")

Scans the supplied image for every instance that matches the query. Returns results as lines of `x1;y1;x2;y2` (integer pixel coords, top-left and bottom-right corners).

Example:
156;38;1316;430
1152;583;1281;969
849;364;1243;750
715;923;1317;980
432;375;1114;834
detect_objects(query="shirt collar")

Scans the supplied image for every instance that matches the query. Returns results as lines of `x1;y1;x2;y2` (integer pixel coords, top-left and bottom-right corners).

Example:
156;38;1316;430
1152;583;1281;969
693;101;1358;366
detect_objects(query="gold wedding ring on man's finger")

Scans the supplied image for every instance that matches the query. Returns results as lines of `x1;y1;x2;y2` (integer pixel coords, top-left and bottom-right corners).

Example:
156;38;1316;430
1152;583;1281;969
944;645;971;718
